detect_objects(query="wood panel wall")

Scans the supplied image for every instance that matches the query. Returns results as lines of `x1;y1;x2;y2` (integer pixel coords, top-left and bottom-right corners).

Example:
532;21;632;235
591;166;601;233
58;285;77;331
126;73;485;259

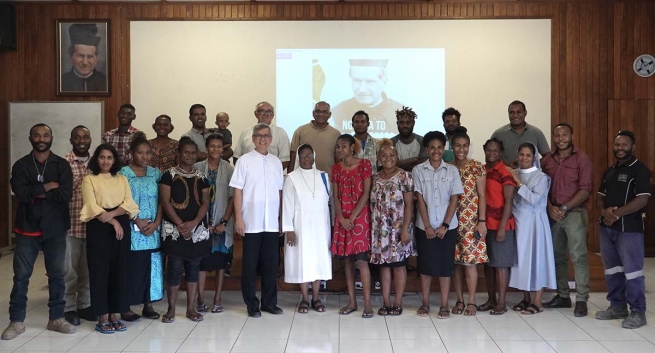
1;1;655;252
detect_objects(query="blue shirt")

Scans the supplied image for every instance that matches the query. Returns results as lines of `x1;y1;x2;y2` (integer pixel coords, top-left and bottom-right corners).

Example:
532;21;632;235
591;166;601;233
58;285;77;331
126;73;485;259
412;160;464;231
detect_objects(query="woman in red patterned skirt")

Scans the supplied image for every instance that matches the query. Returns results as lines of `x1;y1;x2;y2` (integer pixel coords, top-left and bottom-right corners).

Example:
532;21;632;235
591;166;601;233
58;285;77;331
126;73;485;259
331;134;373;318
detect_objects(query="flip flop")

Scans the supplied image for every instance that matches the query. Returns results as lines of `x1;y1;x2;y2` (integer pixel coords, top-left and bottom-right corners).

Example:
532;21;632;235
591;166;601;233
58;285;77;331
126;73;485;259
161;314;175;323
95;322;115;334
417;305;430;317
110;321;127;332
521;304;544;315
452;301;465;315
311;299;326;312
388;306;403;316
211;304;224;313
186;313;204;322
361;309;374;319
121;312;141;322
477;302;495;312
490;306;508;316
513;300;530;312
378;306;390;316
339;306;357;315
197;303;209;313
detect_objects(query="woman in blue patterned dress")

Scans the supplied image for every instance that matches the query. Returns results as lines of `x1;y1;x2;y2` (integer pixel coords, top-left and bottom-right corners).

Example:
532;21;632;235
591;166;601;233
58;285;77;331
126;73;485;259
118;132;164;321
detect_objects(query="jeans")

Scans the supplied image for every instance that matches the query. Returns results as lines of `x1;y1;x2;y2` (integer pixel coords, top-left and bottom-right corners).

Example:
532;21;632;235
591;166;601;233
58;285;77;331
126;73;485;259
599;227;646;313
64;236;90;312
550;209;590;302
9;234;66;322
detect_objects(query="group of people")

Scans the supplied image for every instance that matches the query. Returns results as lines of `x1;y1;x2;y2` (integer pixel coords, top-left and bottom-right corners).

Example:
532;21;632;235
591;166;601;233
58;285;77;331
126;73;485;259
3;99;650;341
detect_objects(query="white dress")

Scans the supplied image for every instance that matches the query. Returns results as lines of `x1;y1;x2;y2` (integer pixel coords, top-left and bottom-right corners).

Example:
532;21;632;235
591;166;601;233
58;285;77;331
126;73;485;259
282;168;333;283
509;167;557;291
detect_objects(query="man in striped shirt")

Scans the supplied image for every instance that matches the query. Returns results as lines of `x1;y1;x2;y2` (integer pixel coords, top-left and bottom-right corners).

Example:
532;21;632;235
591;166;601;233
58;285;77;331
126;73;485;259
63;126;95;326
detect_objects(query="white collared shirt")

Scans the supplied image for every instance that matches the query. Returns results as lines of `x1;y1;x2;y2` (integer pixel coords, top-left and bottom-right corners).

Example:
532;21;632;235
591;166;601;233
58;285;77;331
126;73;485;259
233;125;291;162
229;150;284;233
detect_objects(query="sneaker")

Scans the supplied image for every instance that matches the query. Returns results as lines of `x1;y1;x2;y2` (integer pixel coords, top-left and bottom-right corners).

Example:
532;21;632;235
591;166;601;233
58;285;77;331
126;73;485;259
622;311;647;329
1;322;25;340
46;318;76;334
595;305;629;320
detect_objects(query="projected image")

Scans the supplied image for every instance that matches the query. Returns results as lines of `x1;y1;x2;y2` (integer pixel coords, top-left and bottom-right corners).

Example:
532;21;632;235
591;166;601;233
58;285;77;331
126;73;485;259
276;48;445;138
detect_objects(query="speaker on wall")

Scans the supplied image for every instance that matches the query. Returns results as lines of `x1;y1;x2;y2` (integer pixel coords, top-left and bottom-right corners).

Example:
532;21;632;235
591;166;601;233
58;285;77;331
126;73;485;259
0;3;17;51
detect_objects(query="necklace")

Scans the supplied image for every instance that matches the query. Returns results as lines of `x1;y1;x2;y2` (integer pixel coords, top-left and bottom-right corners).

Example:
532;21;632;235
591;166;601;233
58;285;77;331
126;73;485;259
299;169;316;198
32;155;48;182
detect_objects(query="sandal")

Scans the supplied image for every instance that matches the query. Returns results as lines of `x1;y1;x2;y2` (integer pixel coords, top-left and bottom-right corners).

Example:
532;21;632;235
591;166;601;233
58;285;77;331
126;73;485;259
311;299;326;313
121;312;141;322
211;304;224;313
339;306;357;315
197;303;208;313
437;306;450;319
513;300;530;312
161;314;175;323
110;321;127;332
477;302;495;312
521;303;543;315
298;300;310;314
417;305;430;317
95;322;115;334
464;303;477;316
186;313;204;322
388;306;403;316
361;309;374;319
378;306;390;316
452;301;465;315
490;304;508;316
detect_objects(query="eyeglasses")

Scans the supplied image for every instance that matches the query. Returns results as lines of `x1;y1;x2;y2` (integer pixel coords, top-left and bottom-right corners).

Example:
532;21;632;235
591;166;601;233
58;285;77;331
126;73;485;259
253;134;272;139
299;153;315;159
256;109;274;116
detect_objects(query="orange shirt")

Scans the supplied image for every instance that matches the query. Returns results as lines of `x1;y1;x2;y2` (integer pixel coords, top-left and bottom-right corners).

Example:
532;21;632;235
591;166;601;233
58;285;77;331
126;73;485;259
485;161;516;231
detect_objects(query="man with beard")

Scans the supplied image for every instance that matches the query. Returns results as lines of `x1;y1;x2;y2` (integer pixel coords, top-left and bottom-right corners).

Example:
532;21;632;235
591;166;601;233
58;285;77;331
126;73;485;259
3;124;76;340
62;126;96;326
490;101;549;167
442;107;475;163
102;103;139;165
540;123;593;317
233;101;291;171
352;110;378;170
181;103;212;161
61;24;107;93
596;130;651;329
332;59;404;136
390;106;428;172
288;101;340;173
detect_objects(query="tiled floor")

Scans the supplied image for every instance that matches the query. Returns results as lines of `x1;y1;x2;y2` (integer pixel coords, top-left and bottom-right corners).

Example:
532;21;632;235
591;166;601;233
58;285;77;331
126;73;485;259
1;253;655;353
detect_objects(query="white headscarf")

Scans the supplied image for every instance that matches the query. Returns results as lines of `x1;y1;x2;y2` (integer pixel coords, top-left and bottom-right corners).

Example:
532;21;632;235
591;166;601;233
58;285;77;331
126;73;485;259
293;144;317;171
518;142;541;173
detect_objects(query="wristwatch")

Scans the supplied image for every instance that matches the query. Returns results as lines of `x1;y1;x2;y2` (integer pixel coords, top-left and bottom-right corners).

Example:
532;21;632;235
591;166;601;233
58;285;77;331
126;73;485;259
441;222;450;229
220;218;229;226
560;205;569;212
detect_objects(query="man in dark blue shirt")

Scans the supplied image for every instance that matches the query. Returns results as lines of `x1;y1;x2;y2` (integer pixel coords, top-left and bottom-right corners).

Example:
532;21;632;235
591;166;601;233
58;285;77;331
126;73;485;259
596;130;651;329
2;124;76;340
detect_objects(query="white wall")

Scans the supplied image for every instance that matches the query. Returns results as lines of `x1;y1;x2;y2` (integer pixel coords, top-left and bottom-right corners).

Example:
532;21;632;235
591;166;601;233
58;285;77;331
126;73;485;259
131;19;551;158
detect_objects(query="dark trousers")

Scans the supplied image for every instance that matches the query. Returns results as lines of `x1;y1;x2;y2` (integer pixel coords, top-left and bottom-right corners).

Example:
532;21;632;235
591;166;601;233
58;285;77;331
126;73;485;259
10;234;66;322
86;216;131;316
599;227;646;313
241;232;279;310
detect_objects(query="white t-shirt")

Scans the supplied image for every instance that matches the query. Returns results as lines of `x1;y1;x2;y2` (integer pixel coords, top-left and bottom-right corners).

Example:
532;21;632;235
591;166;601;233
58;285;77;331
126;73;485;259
233;125;291;162
229;150;284;233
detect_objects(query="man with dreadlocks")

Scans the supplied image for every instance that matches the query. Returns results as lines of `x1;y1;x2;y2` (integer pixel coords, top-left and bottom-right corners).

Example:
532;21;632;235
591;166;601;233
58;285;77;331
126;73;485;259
390;106;428;172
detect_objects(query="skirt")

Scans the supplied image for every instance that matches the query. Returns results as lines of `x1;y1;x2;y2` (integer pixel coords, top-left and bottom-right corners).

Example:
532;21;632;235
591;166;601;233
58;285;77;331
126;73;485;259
415;227;456;277
126;249;164;305
486;229;518;268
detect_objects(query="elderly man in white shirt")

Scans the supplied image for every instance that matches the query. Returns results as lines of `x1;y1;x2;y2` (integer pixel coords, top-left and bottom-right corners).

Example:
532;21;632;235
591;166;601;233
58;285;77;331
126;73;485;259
230;123;285;318
233;101;291;171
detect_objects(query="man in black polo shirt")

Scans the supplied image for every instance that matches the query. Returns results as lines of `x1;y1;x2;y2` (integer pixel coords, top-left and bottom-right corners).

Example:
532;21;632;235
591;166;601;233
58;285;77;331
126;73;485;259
596;130;651;329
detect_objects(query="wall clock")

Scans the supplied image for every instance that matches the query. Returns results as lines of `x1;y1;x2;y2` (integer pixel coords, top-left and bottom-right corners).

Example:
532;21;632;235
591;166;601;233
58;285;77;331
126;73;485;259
634;54;655;78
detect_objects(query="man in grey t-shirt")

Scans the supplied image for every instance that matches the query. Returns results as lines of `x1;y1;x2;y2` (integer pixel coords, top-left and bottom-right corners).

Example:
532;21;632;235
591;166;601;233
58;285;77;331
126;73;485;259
490;100;550;167
390;106;428;172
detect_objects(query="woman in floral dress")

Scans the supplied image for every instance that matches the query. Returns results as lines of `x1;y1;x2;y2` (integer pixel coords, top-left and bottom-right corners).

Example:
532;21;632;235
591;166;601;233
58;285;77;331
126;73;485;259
331;134;373;318
149;115;178;172
370;139;415;316
450;127;488;316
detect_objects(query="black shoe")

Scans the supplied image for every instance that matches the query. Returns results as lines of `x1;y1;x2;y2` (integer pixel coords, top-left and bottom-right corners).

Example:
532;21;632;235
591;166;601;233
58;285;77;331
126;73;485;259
64;311;80;326
574;302;588;317
247;307;262;318
142;309;160;320
261;305;284;315
76;307;98;322
543;295;572;308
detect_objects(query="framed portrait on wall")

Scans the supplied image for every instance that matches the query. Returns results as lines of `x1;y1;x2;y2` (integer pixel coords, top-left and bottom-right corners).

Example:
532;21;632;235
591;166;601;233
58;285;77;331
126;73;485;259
56;20;110;96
